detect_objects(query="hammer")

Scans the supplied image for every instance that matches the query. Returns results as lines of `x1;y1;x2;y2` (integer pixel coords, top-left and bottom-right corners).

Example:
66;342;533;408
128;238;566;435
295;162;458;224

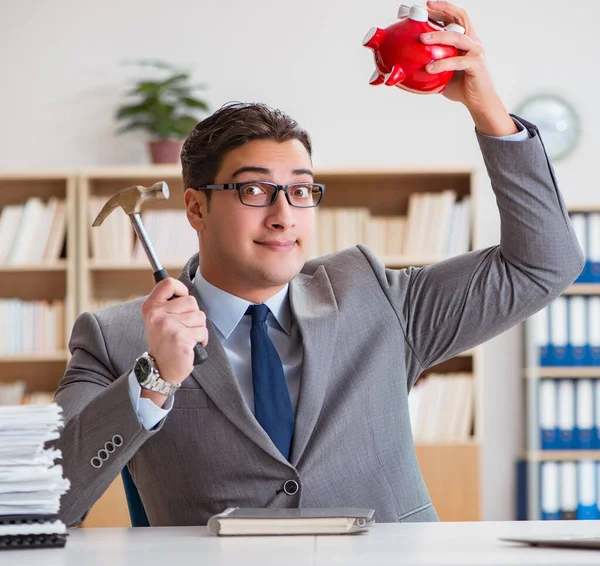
92;182;208;366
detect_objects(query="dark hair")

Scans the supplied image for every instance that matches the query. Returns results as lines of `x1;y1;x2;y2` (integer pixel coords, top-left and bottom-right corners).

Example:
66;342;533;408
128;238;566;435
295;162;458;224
181;102;312;199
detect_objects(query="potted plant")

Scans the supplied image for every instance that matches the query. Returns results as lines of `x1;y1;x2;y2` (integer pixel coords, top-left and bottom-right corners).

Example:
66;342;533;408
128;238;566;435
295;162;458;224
116;60;209;164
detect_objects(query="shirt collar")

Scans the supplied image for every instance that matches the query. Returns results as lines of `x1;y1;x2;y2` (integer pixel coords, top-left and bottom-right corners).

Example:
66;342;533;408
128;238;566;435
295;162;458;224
193;269;292;339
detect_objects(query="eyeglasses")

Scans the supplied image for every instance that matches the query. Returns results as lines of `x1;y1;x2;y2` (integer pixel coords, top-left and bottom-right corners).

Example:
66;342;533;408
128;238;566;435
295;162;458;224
195;181;325;208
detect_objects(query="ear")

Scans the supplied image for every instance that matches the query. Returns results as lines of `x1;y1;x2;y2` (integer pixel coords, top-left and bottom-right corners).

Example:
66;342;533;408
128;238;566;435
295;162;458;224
184;188;208;233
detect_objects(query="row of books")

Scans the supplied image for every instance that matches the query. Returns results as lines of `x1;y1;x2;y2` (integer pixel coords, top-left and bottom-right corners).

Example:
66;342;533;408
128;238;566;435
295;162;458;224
571;213;600;283
312;194;471;259
0;383;54;406
88;198;198;264
0;300;65;354
539;379;600;450
539;461;600;521
408;373;474;443
532;296;600;366
0;199;67;265
88;193;471;264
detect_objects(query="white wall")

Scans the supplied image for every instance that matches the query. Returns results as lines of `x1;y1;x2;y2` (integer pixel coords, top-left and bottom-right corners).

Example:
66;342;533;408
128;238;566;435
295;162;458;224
2;0;598;520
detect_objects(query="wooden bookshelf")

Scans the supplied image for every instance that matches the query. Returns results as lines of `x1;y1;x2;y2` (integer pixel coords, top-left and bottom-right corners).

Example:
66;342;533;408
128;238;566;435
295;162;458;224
0;172;76;394
74;165;481;525
563;284;600;295
526;367;600;379
77;166;187;313
526;450;600;462
522;205;600;520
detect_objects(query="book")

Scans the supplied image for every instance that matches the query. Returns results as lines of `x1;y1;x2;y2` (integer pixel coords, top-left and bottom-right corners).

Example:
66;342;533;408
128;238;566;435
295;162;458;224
0;514;67;550
207;507;375;536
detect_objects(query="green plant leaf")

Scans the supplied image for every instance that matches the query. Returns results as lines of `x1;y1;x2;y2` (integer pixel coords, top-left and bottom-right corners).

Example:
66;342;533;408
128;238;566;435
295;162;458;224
180;97;209;110
157;73;190;89
116;60;209;138
115;103;150;119
171;115;201;136
130;81;163;97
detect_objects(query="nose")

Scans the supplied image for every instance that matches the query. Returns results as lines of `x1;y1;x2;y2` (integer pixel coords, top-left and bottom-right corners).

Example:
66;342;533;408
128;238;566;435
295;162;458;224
267;189;296;230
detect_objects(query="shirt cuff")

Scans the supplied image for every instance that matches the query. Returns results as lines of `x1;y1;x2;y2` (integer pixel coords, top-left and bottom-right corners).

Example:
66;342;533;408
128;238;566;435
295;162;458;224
127;370;173;431
484;117;531;142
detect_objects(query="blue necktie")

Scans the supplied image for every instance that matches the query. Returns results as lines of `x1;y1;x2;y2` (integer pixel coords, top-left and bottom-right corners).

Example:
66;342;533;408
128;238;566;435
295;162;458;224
247;304;294;460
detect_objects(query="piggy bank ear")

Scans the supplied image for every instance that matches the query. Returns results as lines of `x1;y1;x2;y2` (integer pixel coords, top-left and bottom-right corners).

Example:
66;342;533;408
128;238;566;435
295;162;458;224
397;5;410;18
445;23;466;34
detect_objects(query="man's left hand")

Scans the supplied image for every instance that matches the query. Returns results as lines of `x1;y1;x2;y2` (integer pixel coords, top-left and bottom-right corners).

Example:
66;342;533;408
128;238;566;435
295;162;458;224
420;0;517;136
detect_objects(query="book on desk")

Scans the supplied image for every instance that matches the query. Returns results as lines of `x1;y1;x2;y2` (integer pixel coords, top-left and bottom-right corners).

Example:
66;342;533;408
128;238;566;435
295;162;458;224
207;508;375;536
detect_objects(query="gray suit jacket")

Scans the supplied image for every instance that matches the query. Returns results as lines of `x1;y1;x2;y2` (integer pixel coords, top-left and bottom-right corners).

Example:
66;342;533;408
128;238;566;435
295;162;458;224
55;118;584;527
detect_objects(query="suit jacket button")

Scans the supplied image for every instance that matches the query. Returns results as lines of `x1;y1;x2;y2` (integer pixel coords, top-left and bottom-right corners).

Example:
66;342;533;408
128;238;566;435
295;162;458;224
283;480;299;496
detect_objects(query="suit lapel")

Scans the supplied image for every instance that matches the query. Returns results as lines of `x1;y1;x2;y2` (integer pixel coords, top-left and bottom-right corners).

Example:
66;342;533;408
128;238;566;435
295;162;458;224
289;265;339;467
178;256;290;467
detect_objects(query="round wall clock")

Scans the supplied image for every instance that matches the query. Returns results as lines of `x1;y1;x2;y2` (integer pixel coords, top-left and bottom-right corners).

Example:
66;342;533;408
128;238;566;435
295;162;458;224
515;94;580;161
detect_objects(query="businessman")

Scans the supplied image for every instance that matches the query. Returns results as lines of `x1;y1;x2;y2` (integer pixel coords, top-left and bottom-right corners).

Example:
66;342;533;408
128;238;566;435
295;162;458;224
55;1;584;526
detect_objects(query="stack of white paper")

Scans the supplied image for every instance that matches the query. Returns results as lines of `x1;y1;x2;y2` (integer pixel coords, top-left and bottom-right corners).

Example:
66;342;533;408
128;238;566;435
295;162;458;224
0;403;70;516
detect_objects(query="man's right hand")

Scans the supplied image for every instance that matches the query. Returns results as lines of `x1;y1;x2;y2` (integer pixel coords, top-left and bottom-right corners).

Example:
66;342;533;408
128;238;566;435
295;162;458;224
141;278;208;385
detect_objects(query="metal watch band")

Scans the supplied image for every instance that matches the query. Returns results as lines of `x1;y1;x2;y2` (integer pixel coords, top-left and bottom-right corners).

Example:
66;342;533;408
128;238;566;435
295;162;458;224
140;353;180;397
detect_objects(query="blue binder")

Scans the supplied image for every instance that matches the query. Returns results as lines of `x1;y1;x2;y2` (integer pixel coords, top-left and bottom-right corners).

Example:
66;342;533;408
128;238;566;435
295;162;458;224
539;380;558;450
577;461;599;520
557;380;575;450
540;462;560;520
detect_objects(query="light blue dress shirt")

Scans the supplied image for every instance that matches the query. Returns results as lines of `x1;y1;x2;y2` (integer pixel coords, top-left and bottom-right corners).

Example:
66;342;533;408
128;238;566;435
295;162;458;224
127;271;303;430
128;120;531;430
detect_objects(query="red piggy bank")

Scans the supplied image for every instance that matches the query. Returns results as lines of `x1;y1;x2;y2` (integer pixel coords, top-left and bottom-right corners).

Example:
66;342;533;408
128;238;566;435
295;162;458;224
363;4;465;94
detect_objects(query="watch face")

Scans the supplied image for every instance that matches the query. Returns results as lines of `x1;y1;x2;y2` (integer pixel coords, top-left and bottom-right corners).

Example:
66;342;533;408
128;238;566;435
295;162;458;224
135;356;152;382
515;94;580;161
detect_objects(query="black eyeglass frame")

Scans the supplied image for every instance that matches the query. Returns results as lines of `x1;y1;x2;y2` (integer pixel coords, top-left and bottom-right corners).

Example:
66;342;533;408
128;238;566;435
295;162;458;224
194;181;326;208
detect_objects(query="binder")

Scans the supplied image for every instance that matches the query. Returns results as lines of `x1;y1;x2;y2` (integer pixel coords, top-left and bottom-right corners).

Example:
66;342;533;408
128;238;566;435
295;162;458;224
568;296;588;366
533;307;551;366
539;380;558;450
549;297;569;366
575;380;594;450
0;515;67;550
560;461;577;520
540;461;560;520
594;380;600;449
557;380;575;449
589;213;600;282
571;213;590;283
590;298;600;366
577;460;599;520
516;459;528;521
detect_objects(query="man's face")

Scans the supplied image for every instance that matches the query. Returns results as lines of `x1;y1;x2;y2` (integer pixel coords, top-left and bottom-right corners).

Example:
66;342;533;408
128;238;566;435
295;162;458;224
187;138;315;295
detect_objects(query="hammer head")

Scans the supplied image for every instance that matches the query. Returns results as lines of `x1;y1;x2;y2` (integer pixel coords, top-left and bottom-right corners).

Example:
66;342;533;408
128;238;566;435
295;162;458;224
92;181;170;226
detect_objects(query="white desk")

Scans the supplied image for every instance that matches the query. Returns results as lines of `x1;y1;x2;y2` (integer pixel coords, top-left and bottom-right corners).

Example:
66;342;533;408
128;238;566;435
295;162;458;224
6;521;600;565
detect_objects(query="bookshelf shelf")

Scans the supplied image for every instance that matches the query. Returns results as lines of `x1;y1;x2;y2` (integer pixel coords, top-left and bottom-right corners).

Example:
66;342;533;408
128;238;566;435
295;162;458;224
526;451;600;462
526;367;600;379
89;260;185;272
0;261;68;272
0;351;69;363
564;284;600;295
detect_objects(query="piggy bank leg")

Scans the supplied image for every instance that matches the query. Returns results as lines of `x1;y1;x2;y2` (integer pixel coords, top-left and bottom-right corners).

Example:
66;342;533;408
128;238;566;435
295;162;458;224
362;27;385;49
385;65;406;86
369;70;385;85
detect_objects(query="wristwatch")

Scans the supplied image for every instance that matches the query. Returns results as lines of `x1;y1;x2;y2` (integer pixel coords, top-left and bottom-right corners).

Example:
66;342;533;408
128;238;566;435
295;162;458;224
133;352;180;397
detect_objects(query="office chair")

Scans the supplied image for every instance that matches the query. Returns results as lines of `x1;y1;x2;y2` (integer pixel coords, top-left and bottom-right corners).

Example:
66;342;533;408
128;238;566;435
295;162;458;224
121;466;150;527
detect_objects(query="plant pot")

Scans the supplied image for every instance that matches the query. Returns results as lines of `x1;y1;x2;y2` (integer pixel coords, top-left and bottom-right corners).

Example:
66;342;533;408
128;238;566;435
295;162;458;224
148;139;184;164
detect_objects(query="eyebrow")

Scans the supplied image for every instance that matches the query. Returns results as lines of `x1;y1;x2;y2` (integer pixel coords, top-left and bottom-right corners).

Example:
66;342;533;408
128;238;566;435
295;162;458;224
230;166;314;179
